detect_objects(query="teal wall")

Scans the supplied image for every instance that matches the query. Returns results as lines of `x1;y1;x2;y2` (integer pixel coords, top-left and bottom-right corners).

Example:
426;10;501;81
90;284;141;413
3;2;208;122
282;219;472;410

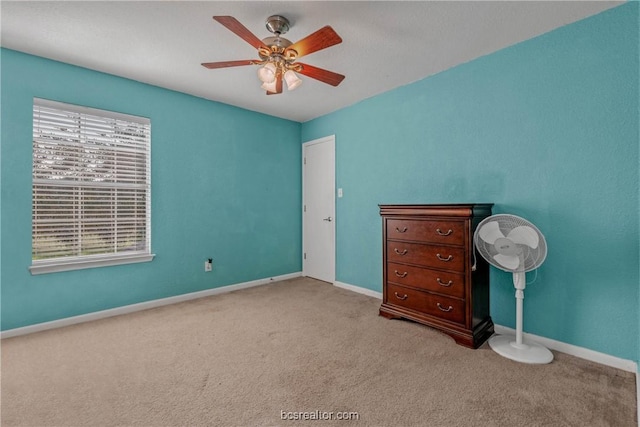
302;4;639;362
1;49;302;330
1;4;638;365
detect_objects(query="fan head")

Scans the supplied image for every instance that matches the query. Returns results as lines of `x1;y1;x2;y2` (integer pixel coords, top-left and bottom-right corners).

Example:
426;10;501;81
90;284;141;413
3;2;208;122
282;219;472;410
474;214;547;272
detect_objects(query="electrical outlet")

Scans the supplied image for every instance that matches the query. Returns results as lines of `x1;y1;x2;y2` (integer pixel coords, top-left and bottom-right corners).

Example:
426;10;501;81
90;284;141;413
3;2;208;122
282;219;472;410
205;259;212;272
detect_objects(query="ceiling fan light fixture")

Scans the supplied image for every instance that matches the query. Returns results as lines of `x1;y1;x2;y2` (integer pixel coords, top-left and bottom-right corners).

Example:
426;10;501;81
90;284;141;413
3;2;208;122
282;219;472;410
257;62;277;83
260;79;277;93
284;70;302;91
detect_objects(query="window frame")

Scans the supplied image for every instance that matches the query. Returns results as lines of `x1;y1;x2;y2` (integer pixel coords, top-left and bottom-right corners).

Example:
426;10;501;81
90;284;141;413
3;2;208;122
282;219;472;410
30;98;154;275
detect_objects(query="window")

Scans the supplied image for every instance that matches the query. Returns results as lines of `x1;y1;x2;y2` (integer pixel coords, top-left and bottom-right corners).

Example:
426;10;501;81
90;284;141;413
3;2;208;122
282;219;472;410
30;98;153;275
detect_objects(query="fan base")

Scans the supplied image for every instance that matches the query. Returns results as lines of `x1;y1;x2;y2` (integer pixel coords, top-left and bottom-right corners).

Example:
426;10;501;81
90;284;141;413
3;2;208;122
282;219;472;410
488;334;553;364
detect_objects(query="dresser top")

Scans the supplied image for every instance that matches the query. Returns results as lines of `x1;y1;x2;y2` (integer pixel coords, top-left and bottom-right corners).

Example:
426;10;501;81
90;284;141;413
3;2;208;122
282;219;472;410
379;204;493;217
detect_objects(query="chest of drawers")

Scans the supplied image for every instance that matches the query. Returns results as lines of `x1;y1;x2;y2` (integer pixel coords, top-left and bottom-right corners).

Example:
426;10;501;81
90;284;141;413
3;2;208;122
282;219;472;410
379;204;494;348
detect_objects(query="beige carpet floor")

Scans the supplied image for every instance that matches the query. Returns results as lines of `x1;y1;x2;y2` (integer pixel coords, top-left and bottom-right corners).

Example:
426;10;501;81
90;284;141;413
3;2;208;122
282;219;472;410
1;277;637;426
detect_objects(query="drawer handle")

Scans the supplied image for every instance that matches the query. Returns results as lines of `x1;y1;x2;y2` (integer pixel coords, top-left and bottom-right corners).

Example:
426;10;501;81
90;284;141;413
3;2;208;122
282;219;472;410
436;253;453;262
436;228;453;236
437;303;453;312
394;270;408;278
395;227;408;233
394;248;408;256
436;278;453;287
394;292;408;300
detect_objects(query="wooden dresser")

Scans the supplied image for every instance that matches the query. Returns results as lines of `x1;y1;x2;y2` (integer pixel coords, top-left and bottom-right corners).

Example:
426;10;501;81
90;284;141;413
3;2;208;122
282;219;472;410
379;204;494;348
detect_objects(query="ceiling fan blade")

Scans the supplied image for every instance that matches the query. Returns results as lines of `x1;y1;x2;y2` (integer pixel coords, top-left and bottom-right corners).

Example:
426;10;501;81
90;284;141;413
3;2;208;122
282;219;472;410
296;63;345;87
201;60;255;69
506;226;539;249
478;221;505;245
285;26;342;59
213;16;268;50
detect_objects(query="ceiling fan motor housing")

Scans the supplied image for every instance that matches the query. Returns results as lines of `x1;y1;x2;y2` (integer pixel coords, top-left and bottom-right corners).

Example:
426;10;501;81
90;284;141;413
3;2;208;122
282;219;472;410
261;16;298;63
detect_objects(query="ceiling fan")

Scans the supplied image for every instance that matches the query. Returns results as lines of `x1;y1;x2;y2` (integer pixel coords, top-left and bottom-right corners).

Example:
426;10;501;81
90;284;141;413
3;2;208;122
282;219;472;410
202;15;345;95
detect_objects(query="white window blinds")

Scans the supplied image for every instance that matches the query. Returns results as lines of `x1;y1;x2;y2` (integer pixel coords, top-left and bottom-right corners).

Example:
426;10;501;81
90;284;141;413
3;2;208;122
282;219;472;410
31;98;152;274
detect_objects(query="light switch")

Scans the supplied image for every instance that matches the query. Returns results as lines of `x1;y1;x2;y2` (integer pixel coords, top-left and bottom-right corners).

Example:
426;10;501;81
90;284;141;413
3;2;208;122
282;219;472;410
338;188;343;198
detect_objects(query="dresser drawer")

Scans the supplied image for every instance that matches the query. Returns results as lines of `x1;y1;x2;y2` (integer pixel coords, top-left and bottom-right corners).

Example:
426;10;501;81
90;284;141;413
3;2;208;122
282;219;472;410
387;283;465;324
387;242;465;272
387;262;465;299
386;219;465;246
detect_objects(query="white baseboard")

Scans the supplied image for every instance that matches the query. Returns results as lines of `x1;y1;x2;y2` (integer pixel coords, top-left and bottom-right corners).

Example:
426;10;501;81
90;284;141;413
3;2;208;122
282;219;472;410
334;280;382;299
1;272;302;339
493;325;638;373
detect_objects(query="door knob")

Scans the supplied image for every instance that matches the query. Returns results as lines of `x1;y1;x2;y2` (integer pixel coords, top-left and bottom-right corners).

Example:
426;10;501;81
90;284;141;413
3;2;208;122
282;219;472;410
323;216;333;222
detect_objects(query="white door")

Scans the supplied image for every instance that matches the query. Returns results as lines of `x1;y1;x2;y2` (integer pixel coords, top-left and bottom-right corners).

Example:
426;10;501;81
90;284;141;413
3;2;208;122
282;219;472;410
303;136;335;283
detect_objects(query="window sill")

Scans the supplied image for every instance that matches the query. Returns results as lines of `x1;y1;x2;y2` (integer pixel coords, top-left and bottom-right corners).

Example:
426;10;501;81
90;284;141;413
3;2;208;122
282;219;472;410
29;253;155;275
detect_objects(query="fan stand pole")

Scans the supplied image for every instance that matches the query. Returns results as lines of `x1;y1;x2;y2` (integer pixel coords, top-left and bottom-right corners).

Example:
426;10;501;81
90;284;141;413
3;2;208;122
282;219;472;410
514;272;526;348
487;271;554;364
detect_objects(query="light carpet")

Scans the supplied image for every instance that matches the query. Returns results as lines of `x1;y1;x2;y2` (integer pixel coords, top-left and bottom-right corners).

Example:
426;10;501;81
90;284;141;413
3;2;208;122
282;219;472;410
1;277;637;426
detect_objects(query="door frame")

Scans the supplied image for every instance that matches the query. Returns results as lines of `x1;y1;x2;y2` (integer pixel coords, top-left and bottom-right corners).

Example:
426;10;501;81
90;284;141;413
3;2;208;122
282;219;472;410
302;135;336;283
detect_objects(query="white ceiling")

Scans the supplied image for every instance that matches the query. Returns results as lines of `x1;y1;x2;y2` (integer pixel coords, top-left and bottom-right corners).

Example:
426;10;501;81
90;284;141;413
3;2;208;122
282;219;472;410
1;1;622;122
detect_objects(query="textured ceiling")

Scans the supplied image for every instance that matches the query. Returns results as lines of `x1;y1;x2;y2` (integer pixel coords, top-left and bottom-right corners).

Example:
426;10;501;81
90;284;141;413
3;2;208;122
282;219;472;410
1;1;622;122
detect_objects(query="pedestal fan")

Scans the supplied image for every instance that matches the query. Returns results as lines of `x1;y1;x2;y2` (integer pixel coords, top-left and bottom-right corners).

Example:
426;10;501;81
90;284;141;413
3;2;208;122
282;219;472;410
474;214;553;364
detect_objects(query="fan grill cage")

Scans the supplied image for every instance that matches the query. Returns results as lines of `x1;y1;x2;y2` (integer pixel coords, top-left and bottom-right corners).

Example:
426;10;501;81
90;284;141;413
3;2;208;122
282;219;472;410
474;214;547;272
